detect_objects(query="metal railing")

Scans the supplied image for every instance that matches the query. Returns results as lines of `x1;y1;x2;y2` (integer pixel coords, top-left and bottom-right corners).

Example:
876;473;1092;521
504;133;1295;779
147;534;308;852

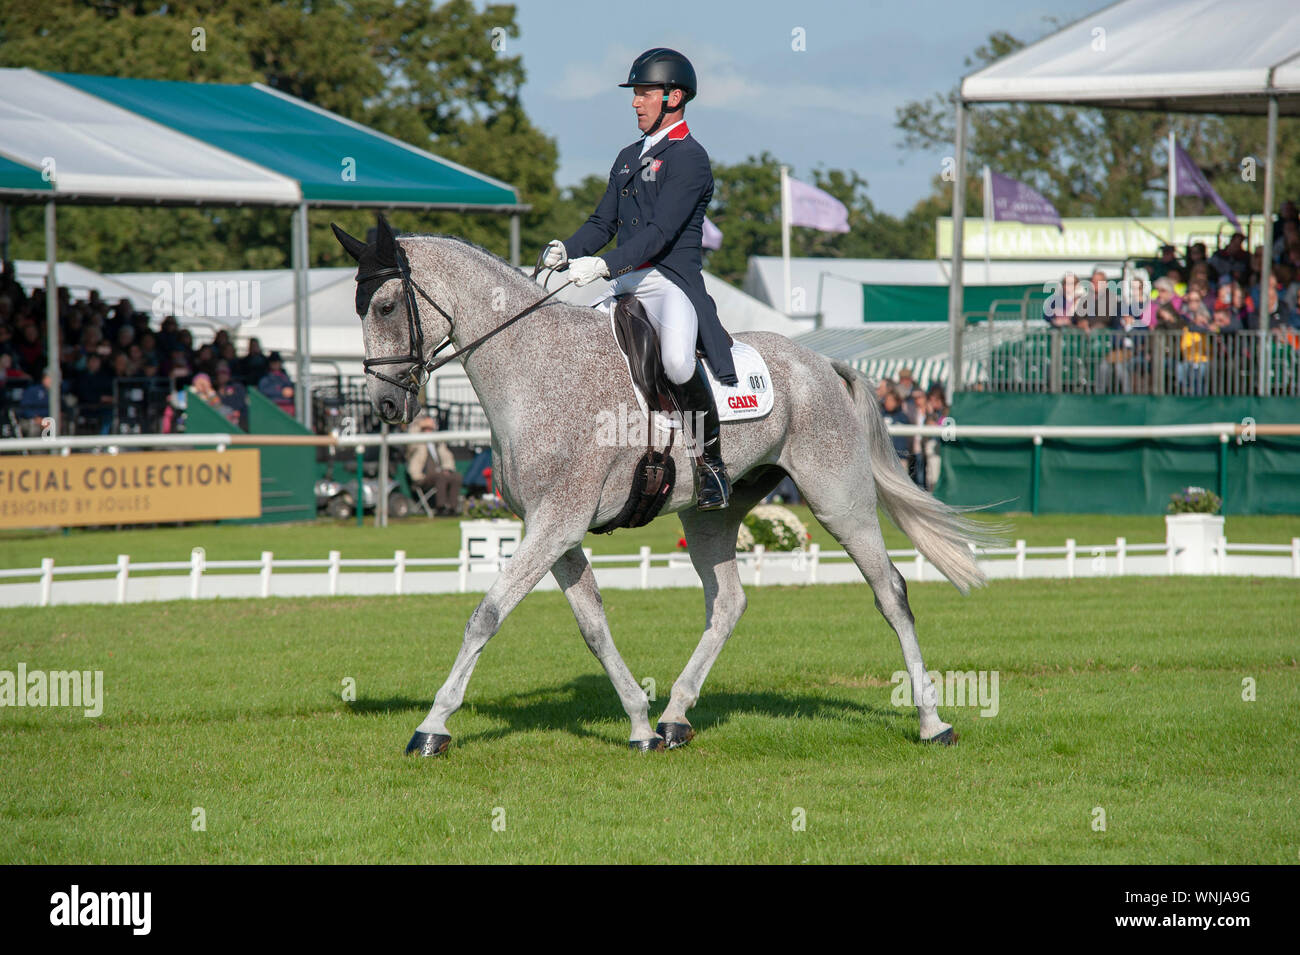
969;327;1300;396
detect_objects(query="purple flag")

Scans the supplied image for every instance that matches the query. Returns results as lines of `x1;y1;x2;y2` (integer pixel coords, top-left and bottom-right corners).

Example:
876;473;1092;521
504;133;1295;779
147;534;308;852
989;171;1063;231
1174;142;1240;229
702;215;723;250
788;176;850;233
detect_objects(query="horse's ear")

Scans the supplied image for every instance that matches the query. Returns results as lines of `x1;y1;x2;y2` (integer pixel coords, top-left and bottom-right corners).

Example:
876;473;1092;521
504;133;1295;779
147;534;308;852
375;214;398;266
330;223;367;263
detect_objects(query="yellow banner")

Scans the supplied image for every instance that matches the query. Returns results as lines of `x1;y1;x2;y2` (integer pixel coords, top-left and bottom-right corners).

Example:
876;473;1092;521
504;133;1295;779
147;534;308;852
0;449;261;528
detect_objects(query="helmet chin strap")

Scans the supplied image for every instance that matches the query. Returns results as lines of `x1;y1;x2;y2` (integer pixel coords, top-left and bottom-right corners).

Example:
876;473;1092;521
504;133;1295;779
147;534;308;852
643;90;674;137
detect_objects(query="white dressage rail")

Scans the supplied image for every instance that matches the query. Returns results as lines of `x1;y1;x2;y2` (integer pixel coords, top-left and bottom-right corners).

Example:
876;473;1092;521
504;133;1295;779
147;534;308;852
0;421;1291;455
0;537;1296;608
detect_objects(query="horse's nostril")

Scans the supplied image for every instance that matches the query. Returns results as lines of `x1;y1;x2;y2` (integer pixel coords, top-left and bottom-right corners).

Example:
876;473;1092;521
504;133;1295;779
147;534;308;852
380;398;398;420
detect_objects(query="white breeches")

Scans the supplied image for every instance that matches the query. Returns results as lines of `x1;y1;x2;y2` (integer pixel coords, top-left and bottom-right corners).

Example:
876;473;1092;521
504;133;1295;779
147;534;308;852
601;268;699;385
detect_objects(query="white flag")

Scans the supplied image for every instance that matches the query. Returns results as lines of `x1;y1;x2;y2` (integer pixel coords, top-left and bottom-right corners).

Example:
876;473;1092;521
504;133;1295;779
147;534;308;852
788;176;850;233
702;216;723;250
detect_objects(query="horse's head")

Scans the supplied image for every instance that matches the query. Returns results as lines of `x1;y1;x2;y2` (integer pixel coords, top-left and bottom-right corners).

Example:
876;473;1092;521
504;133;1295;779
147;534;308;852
331;215;454;425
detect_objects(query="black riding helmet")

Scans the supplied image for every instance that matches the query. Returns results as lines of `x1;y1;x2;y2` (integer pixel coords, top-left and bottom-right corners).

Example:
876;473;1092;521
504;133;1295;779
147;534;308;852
619;48;696;136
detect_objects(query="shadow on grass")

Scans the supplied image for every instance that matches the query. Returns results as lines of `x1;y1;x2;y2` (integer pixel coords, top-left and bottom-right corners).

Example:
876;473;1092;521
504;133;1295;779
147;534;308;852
348;673;911;746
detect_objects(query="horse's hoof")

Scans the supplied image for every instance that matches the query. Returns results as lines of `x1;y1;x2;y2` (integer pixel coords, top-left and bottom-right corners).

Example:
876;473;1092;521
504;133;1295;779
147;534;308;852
406;731;451;757
923;727;958;746
628;737;666;753
655;722;695;749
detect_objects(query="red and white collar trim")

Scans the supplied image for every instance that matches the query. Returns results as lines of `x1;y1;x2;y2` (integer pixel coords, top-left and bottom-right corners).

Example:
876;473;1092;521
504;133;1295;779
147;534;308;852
642;120;689;153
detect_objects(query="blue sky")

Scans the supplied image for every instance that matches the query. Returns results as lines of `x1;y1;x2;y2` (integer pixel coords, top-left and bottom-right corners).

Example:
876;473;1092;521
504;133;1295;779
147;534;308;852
510;0;1100;215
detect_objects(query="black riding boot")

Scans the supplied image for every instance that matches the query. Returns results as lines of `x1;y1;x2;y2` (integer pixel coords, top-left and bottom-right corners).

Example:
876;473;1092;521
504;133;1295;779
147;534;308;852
674;359;731;510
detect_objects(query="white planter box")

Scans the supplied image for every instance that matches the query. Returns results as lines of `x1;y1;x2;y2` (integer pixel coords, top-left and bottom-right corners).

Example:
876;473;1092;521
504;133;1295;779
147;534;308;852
460;519;523;569
1165;513;1225;574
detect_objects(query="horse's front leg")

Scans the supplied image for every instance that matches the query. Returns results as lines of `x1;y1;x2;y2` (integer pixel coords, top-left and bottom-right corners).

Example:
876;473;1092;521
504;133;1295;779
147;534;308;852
407;514;581;756
552;546;661;750
656;506;750;749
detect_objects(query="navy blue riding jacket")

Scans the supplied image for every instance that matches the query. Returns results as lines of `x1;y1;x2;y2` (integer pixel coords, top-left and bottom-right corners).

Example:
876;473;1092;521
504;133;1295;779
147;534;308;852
562;122;737;385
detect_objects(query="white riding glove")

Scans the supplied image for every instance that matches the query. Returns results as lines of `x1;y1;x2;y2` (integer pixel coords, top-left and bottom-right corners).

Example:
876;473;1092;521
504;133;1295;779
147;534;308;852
568;256;610;287
542;239;568;269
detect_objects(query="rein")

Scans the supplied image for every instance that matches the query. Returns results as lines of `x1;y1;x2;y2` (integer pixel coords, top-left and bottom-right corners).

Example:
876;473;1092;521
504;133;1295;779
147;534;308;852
362;243;574;395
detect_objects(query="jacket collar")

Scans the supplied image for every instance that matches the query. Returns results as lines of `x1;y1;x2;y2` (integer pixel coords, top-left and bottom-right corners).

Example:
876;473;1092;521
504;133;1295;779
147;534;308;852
617;123;690;186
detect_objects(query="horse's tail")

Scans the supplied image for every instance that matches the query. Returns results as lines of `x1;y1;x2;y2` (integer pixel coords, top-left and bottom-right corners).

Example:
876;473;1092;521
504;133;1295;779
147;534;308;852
831;359;999;595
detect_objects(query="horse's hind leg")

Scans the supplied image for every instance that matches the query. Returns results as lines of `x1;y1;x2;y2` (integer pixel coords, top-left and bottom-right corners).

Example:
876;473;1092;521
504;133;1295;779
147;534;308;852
552;546;660;750
794;470;954;744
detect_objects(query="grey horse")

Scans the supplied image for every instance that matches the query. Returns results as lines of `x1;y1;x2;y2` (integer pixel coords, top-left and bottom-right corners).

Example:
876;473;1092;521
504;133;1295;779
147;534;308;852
332;218;993;754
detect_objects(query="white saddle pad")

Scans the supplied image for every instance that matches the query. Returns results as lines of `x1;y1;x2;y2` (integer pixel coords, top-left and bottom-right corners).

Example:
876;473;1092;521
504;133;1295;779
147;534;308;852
606;306;774;432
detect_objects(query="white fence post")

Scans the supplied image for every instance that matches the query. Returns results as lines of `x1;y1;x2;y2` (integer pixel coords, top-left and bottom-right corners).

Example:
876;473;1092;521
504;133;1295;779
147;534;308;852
40;557;53;607
394;550;406;595
1292;538;1300;578
1065;539;1076;579
1116;537;1126;576
115;554;129;604
189;547;205;600
458;548;468;593
639;546;651;590
1015;539;1026;579
328;550;341;596
808;543;820;584
753;545;765;587
260;551;273;598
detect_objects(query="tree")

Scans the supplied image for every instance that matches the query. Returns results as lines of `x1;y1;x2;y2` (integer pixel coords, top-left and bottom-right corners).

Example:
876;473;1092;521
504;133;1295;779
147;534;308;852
704;153;924;285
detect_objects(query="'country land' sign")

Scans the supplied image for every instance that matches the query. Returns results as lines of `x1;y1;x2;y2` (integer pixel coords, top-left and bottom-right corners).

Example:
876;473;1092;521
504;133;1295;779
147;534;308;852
0;449;261;529
936;216;1265;261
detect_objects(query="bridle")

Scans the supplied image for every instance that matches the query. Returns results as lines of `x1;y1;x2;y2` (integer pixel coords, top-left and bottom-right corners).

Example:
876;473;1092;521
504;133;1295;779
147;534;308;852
360;240;573;397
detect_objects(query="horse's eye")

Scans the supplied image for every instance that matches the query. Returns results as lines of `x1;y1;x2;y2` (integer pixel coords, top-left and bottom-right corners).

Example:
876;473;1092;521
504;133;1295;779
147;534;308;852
380;301;395;315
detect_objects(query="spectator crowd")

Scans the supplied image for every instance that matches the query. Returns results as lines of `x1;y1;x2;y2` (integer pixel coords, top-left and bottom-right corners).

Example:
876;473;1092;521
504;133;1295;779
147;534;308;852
876;370;949;491
0;263;294;436
1035;201;1300;394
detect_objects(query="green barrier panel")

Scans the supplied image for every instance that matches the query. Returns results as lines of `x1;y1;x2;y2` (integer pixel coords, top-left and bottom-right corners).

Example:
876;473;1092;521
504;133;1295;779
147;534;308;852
184;390;316;524
938;394;1300;515
862;283;1044;323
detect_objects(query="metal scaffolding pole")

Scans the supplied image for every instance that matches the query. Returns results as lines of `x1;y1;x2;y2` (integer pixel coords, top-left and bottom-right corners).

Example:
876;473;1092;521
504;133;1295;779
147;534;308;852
292;202;313;430
44;201;60;431
1257;96;1277;398
947;100;968;405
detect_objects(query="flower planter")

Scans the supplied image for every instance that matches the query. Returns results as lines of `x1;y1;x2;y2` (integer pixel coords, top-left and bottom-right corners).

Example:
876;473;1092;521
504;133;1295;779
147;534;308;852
1165;513;1225;575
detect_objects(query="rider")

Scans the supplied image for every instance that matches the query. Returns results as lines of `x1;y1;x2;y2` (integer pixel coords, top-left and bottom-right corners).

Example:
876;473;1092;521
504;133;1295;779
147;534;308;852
542;47;735;511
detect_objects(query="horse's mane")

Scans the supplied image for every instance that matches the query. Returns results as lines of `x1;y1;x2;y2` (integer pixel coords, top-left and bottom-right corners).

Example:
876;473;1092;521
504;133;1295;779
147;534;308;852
401;232;539;294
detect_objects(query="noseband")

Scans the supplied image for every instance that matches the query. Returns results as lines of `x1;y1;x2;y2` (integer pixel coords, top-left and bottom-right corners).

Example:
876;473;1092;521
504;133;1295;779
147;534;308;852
360;242;572;397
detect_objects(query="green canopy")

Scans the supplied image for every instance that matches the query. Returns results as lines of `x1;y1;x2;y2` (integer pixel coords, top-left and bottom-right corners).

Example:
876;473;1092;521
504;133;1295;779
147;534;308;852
49;72;520;209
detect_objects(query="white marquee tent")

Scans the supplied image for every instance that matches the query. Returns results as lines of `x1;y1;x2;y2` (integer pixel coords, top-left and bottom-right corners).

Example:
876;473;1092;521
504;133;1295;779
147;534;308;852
950;0;1300;397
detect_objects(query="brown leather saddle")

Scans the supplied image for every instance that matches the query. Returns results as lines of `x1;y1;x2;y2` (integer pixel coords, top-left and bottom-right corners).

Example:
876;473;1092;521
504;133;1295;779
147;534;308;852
590;295;678;535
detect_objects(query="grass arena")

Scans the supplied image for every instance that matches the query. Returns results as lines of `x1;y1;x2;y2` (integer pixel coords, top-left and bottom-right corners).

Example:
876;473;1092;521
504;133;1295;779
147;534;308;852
2;510;1296;864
